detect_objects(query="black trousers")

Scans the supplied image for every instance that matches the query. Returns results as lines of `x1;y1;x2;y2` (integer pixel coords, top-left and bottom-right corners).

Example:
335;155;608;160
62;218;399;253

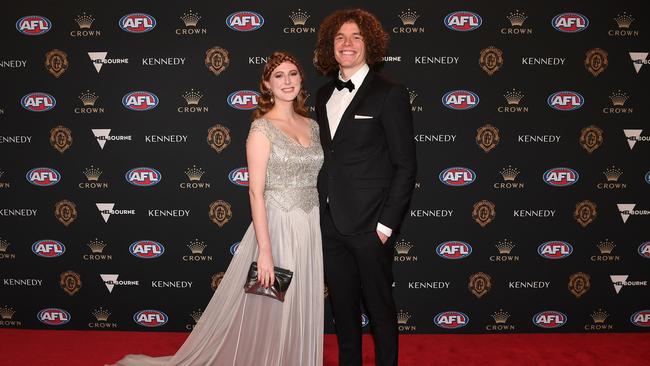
322;206;398;366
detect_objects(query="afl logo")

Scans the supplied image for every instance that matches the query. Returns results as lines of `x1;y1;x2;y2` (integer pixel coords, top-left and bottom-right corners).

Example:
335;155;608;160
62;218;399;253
26;167;61;186
119;13;156;33
547;91;584;111
21;92;56;112
533;311;567;329
129;240;165;259
434;311;469;329
38;308;71;325
226;11;264;32
361;314;370;327
16;15;52;35
228;167;249;186
442;90;479;110
134;310;168;327
638;242;650;259
630;310;650;327
32;239;65;258
229;242;241;255
552;13;589;33
436;241;472;259
122;91;159;111
126;167;162;187
439;167;476;186
538;241;573;259
543;168;579;187
444;11;482;31
227;90;259;110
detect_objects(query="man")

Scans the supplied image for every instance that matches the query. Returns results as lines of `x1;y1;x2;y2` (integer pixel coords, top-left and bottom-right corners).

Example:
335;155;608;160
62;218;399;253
314;9;417;366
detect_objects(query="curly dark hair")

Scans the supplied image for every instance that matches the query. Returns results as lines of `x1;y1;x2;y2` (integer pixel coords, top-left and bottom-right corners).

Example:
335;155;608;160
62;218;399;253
253;51;309;119
314;9;389;75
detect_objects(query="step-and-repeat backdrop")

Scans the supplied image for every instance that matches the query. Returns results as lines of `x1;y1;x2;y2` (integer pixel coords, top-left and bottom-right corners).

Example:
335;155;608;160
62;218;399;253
1;1;649;333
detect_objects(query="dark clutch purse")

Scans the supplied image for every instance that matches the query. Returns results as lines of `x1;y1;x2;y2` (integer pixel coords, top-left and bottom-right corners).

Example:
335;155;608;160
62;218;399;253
243;262;294;302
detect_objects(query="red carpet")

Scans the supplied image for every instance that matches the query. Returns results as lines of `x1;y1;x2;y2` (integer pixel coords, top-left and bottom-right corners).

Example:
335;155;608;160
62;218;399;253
1;329;648;366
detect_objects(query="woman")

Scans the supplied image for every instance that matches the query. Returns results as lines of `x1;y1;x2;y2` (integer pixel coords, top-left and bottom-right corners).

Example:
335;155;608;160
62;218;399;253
109;51;324;366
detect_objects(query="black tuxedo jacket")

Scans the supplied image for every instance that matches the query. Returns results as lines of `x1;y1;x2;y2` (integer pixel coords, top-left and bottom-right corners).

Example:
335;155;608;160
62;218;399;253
316;70;416;235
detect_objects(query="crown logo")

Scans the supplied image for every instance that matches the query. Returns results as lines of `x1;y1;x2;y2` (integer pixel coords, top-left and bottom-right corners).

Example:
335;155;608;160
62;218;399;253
187;239;207;254
180;10;201;27
191;309;203;323
0;306;15;320
492;309;510;324
83;165;102;181
87;239;107;253
591;309;609;324
504;89;524;105
397;310;412;324
609;90;628;106
407;89;418;105
75;12;94;29
79;90;99;106
185;165;205;181
496;239;515;254
507;10;527;27
603;166;622;182
394;239;413;255
614;13;634;29
500;166;520;181
183;89;203;105
398;9;420;26
92;307;111;321
597;239;616;254
289;9;310;26
0;238;9;252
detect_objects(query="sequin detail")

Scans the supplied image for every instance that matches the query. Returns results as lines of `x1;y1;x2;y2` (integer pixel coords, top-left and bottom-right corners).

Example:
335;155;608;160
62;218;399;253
247;118;323;213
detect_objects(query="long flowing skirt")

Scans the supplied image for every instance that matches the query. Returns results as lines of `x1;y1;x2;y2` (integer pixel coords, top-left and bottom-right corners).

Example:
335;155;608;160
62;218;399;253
109;205;324;366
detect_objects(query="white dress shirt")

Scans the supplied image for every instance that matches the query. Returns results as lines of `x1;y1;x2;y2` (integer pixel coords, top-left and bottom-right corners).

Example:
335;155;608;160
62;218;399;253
325;64;393;238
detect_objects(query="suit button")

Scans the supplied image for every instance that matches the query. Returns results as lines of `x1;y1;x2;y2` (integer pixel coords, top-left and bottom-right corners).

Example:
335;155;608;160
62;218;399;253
330;149;334;153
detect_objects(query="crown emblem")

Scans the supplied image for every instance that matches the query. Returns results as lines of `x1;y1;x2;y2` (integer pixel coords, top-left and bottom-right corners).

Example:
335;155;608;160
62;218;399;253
614;13;634;29
504;89;524;105
181;10;201;27
603;166;622;182
0;170;5;179
83;165;102;181
597;239;616;254
394;239;413;255
185;165;205;181
191;309;203;323
591;309;609;324
407;89;418;105
0;306;15;320
496;239;515;254
187;239;207;254
397;310;412;324
87;239;107;254
507;10;527;27
183;89;203;105
492;309;510;324
500;166;520;181
92;307;111;321
75;12;94;29
79;90;99;106
289;9;310;26
609;90;628;106
0;238;10;252
398;9;420;26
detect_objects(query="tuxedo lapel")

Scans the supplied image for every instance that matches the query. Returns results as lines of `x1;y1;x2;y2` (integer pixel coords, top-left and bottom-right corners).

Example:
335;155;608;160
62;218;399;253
332;71;375;144
319;81;336;143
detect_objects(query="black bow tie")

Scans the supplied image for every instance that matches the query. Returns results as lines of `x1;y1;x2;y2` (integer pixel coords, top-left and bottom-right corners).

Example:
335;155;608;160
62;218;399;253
334;79;355;92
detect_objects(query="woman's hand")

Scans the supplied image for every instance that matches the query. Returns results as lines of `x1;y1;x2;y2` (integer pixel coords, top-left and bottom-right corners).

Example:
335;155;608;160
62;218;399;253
257;250;275;288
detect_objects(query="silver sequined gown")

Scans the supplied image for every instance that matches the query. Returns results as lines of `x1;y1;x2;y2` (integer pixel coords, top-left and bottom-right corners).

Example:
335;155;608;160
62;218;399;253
109;118;324;366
